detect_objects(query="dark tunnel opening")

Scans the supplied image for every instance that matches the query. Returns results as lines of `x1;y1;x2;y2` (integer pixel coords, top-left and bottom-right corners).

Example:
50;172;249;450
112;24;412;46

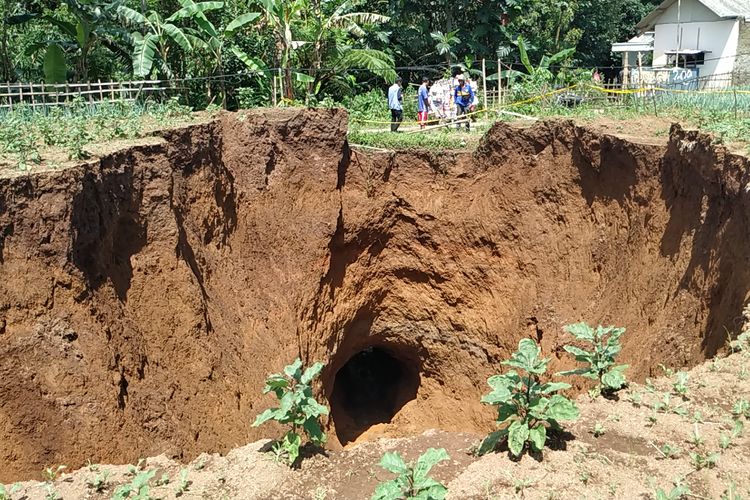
330;346;420;444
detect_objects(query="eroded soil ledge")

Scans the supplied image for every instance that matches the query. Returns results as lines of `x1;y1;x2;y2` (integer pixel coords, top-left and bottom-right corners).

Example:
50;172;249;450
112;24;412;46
0;109;748;481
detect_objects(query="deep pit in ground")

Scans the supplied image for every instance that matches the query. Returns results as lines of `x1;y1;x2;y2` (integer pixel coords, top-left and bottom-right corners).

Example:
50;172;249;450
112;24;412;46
1;109;750;481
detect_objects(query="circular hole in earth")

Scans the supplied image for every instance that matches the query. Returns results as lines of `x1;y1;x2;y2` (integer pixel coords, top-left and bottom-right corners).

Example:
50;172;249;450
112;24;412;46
330;346;420;444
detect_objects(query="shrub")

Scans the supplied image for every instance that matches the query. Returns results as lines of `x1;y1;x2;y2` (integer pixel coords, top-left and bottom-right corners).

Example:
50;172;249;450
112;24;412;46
252;358;329;466
479;338;579;457
558;323;629;397
371;448;449;500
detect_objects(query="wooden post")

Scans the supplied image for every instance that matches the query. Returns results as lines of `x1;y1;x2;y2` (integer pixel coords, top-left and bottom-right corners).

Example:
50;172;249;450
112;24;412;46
97;79;104;104
40;81;46;110
271;74;276;107
8;82;13;110
734;88;738;120
481;58;487;110
497;58;503;106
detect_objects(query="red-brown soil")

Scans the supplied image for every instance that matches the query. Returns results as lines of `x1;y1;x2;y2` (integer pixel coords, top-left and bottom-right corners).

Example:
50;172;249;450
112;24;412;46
1;108;749;484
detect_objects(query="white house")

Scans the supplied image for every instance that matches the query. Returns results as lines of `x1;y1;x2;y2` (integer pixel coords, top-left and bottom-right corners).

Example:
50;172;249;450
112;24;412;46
612;0;750;88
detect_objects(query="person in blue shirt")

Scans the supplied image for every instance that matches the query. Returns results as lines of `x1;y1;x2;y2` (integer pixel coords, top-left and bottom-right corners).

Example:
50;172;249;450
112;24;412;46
454;74;474;131
387;77;403;132
417;77;432;129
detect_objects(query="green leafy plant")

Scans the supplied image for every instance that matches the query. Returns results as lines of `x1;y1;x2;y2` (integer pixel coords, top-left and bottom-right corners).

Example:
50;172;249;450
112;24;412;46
657;442;680;459
112;469;156;500
729;330;749;353
86;470;110;493
558;323;628;397
371;448;449;500
252;358;328;466
43;465;66;482
672;372;689;398
592;422;605;438
0;483;21;500
479;338;579;457
689;451;719;470
174;469;190;497
733;399;750;420
655;482;691;500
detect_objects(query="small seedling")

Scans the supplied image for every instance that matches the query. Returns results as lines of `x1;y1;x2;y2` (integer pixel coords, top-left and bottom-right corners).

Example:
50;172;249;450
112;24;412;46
0;484;21;500
646;414;658;427
660;364;675;377
655;483;691;500
672;371;689;398
156;473;170;486
689;451;719;470
627;391;643;407
43;465;66;482
656;442;680;459
253;358;329;466
691;411;704;424
729;330;750;353
86;470;110;493
689;426;704;447
479;338;579;457
592;422;605;438
174;469;190;497
44;483;60;500
193;456;207;471
558;323;629;397
371;448;449;500
733;399;750;420
112;469;156;500
739;366;748;380
719;433;733;450
127;459;147;476
579;471;591;485
721;481;744;500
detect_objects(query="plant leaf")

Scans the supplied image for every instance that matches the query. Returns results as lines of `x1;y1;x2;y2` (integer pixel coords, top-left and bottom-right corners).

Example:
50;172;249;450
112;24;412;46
413;448;449;482
545;394;579;421
43;44;67;84
378;452;407;475
507;420;529;457
528;424;547;452
301;362;324;384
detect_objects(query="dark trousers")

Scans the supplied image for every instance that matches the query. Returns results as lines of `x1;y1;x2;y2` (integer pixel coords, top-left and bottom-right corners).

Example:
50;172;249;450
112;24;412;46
390;109;403;132
456;104;470;130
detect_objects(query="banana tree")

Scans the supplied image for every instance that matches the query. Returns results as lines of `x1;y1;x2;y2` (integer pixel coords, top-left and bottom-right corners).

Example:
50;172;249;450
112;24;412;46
257;0;308;101
178;0;260;105
498;35;575;97
117;1;223;78
8;0;128;82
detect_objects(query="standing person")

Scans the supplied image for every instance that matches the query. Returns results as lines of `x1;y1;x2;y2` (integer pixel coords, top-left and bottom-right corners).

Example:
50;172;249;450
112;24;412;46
454;74;474;131
388;77;403;132
417;77;431;129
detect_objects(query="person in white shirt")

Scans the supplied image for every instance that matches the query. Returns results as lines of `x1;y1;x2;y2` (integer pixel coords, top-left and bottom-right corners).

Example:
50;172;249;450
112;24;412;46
387;77;403;132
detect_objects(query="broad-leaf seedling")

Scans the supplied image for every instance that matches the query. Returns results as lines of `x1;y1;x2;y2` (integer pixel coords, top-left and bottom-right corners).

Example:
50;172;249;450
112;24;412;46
371;448;449;500
252;358;329;466
558;323;629;397
479;338;579;457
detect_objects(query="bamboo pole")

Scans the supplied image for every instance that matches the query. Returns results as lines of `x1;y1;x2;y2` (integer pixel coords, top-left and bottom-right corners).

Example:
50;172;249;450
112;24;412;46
482;58;487;110
497;58;503;106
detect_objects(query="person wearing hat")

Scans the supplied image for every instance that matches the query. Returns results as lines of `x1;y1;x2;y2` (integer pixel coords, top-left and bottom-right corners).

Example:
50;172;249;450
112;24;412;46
388;77;403;132
454;74;474;131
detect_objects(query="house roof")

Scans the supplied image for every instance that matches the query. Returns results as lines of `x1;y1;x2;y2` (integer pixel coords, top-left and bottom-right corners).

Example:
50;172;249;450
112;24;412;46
612;32;655;52
636;0;750;30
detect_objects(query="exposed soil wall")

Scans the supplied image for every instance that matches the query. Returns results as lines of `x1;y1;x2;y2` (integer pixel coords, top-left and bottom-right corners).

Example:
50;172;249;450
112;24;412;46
1;109;749;481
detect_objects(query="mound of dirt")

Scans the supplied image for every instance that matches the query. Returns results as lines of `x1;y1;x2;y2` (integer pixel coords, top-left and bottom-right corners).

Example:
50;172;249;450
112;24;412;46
1;109;749;482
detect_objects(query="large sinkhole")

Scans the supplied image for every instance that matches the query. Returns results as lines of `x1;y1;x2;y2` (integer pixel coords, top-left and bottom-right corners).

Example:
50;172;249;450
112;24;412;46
330;346;421;444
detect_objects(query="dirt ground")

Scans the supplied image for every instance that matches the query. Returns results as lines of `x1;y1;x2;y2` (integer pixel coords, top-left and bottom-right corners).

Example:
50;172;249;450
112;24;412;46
2;108;750;493
5;346;749;499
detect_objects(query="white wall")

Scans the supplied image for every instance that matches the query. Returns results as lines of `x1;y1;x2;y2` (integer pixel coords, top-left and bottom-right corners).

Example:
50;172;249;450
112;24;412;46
653;19;740;84
658;0;721;23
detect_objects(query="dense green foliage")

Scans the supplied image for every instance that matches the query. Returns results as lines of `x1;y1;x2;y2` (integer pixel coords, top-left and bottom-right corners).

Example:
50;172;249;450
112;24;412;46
372;448;449;500
0;0;661;107
479;338;579;457
252;358;329;466
558;322;629;397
